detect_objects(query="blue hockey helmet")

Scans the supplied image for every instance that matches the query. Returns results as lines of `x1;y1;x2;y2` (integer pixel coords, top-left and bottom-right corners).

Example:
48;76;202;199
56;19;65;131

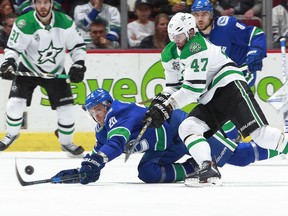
191;0;213;13
84;88;113;111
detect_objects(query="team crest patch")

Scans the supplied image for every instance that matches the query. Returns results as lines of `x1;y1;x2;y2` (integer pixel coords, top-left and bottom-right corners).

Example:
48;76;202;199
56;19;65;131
189;42;201;53
172;61;180;71
16;19;26;28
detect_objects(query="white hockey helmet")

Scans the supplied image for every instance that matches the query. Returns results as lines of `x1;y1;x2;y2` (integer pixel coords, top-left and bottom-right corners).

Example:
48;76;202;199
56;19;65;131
168;12;198;42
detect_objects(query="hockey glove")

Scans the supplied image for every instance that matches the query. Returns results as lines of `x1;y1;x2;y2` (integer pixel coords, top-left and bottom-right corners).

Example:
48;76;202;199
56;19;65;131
143;103;172;128
0;58;17;80
79;153;105;185
51;168;81;183
246;48;264;73
68;60;86;83
149;93;170;108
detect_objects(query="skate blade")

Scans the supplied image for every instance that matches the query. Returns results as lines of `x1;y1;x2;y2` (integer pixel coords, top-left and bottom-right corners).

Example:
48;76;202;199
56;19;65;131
184;177;222;187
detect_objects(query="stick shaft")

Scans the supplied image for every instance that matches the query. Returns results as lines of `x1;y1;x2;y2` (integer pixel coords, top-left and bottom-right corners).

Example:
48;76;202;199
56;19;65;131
280;37;287;83
16;71;70;83
124;117;152;162
15;161;84;186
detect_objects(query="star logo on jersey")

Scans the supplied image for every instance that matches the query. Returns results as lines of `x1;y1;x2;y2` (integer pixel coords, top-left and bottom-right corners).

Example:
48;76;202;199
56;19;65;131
38;41;63;64
181;15;186;21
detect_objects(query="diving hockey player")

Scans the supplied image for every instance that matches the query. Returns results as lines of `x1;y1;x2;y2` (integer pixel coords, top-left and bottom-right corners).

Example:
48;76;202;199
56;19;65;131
53;89;280;185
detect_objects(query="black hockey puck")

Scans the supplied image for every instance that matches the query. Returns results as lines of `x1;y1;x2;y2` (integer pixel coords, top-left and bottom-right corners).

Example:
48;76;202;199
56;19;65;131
25;165;34;175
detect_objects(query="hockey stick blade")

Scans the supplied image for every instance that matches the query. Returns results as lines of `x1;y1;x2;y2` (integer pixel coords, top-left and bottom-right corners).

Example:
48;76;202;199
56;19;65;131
15;162;85;186
267;81;288;112
124;117;152;162
15;163;52;186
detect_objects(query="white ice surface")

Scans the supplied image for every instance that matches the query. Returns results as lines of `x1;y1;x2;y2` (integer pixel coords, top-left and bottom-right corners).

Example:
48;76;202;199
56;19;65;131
1;152;288;216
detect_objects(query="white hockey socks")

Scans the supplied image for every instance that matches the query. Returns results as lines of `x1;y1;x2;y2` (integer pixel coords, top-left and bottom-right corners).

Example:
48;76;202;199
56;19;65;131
6;97;26;136
185;134;212;165
56;104;75;145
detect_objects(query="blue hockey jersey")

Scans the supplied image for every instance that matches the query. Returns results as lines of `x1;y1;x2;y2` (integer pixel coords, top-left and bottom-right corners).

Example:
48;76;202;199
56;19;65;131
93;100;186;162
201;16;267;67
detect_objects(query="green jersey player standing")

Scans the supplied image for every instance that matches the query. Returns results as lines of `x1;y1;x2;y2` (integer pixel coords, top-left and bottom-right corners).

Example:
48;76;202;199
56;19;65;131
0;0;87;157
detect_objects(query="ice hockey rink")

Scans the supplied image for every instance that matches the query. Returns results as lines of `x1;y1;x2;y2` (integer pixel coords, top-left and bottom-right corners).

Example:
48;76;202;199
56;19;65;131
1;152;288;216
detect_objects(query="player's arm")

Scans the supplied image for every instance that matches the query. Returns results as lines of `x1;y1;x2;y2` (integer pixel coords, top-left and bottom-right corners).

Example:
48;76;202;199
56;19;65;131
65;21;87;83
106;7;121;42
52;113;132;185
0;21;30;80
225;16;266;72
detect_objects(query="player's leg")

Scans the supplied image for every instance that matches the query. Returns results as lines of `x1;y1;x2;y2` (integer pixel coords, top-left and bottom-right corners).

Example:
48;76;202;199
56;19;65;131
43;78;84;157
208;131;236;167
137;142;193;183
227;141;280;166
0;76;36;150
221;120;241;143
178;107;222;185
0;98;25;150
231;80;288;154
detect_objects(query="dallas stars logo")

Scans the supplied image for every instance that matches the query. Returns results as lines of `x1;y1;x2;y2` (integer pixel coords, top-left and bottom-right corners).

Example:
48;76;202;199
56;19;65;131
38;41;63;64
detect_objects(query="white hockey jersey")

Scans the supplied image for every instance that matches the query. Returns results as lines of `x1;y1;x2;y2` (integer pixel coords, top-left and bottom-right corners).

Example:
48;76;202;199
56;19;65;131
161;32;246;108
4;10;86;76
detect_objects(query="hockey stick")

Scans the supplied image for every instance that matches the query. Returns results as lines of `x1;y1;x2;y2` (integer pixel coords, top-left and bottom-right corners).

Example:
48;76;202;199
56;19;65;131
15;162;85;186
138;98;153;104
267;37;288;113
16;71;70;79
17;71;71;83
124;117;152;162
0;69;70;83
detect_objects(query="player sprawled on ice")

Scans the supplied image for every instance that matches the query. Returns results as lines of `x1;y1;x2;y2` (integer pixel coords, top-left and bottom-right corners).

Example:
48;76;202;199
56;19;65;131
191;0;267;144
142;12;288;186
52;88;280;185
0;0;87;157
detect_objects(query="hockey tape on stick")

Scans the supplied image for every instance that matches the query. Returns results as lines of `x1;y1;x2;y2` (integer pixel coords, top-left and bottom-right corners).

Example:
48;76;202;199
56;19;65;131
124;117;152;162
16;71;71;83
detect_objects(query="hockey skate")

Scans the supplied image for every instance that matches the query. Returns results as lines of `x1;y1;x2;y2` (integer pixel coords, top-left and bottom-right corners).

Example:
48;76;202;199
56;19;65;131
185;160;222;187
61;143;85;158
0;133;19;151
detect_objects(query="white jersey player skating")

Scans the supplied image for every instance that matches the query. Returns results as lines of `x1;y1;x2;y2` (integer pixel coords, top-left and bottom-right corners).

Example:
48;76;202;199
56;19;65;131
143;12;288;186
0;0;87;157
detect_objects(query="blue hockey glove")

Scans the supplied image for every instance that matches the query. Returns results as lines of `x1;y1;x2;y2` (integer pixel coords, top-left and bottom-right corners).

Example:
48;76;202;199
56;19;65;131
68;60;86;83
246;48;264;73
51;168;80;183
0;58;17;80
79;153;105;185
143;103;172;128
